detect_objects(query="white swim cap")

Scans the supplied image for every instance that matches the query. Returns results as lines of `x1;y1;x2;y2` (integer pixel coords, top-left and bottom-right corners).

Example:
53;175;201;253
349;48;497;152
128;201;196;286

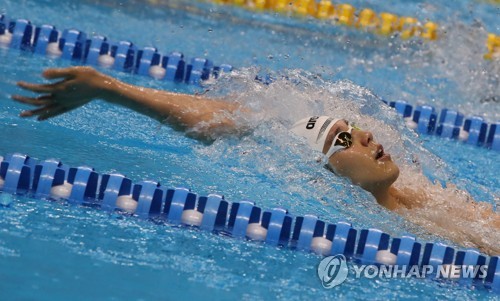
290;116;340;153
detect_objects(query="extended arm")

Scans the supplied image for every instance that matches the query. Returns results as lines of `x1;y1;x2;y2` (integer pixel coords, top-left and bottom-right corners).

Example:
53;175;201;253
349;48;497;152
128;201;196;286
12;66;246;141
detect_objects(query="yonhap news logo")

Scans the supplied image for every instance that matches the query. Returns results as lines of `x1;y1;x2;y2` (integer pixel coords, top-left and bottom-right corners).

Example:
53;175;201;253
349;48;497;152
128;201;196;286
317;255;489;289
317;255;349;289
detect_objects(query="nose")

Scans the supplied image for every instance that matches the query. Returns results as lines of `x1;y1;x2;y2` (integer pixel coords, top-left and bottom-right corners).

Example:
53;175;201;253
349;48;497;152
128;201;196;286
352;129;373;146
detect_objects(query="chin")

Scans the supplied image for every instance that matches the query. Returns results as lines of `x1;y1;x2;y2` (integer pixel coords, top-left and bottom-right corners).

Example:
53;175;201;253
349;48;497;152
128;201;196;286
360;167;400;192
387;168;400;185
383;163;400;185
379;159;400;181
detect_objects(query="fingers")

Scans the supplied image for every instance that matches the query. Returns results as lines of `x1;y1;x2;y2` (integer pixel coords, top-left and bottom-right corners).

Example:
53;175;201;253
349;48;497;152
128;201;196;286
38;106;73;121
19;102;74;121
42;68;77;80
16;80;65;93
20;103;58;118
11;94;53;106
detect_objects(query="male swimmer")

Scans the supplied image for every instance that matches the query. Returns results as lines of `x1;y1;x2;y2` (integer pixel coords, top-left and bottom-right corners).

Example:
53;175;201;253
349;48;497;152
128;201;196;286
11;66;500;255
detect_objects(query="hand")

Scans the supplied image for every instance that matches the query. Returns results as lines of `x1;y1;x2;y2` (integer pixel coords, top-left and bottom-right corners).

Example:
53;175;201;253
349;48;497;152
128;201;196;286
11;66;112;120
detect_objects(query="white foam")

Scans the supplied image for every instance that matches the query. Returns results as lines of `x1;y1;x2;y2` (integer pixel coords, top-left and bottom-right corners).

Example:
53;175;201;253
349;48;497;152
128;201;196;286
201;68;500;255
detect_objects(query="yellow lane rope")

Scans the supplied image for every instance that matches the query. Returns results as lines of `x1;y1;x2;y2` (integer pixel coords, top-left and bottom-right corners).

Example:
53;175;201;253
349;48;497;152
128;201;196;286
208;0;500;59
146;0;499;60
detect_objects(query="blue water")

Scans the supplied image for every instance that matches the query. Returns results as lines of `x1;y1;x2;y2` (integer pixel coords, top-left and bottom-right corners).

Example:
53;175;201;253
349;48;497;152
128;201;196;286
0;0;499;300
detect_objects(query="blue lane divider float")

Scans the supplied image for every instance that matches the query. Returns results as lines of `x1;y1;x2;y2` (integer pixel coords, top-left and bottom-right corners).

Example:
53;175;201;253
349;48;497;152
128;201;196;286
486;257;500;293
165;51;187;82
228;200;260;238
0;154;37;194
84;35;110;66
10;19;33;51
463;116;488;146
356;228;391;264
136;47;161;76
112;40;136;72
165;187;197;224
134;180;164;219
0;153;498;293
60;29;87;61
262;207;292;246
487;123;500;151
0;15;232;85
1;14;498;151
292;214;320;251
391;235;421;268
197;194;229;231
33;25;59;55
436;109;464;139
391;100;499;152
414;105;438;134
329;221;357;257
67;166;99;205
99;173;133;212
455;249;487;284
32;159;68;199
421;242;455;278
389;100;412;118
186;57;213;85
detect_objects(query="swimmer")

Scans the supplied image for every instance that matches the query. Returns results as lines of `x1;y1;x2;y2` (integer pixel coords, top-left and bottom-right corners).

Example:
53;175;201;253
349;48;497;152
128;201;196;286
11;66;500;255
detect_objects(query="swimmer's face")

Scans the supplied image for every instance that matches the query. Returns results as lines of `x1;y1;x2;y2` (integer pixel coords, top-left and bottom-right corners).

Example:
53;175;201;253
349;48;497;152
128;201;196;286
323;120;399;192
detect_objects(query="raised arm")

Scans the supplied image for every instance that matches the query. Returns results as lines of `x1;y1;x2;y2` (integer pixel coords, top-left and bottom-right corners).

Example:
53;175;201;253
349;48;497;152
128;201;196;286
12;66;247;141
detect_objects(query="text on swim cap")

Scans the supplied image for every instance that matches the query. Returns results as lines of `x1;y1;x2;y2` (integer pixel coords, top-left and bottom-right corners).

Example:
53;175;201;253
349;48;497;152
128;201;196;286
306;116;320;129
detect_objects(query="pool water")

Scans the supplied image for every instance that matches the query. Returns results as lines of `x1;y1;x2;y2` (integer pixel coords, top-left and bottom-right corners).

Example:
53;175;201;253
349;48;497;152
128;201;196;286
0;0;499;300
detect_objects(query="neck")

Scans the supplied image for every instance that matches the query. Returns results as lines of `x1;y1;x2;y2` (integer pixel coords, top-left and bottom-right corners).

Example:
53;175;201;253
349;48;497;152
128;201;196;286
369;185;400;211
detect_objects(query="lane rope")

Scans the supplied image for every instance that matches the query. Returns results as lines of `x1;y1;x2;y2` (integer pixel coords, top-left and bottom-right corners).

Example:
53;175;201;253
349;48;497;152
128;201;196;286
0;152;498;293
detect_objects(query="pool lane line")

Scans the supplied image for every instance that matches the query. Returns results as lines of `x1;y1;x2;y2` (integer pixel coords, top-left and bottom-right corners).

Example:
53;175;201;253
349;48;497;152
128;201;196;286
91;0;500;59
186;0;500;59
0;14;233;85
0;152;498;293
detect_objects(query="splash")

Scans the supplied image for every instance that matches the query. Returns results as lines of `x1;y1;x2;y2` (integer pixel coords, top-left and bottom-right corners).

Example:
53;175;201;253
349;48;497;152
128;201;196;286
201;67;499;253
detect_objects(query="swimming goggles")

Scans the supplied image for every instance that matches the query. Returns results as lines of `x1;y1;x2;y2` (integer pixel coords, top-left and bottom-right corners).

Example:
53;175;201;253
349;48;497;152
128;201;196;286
325;125;353;158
